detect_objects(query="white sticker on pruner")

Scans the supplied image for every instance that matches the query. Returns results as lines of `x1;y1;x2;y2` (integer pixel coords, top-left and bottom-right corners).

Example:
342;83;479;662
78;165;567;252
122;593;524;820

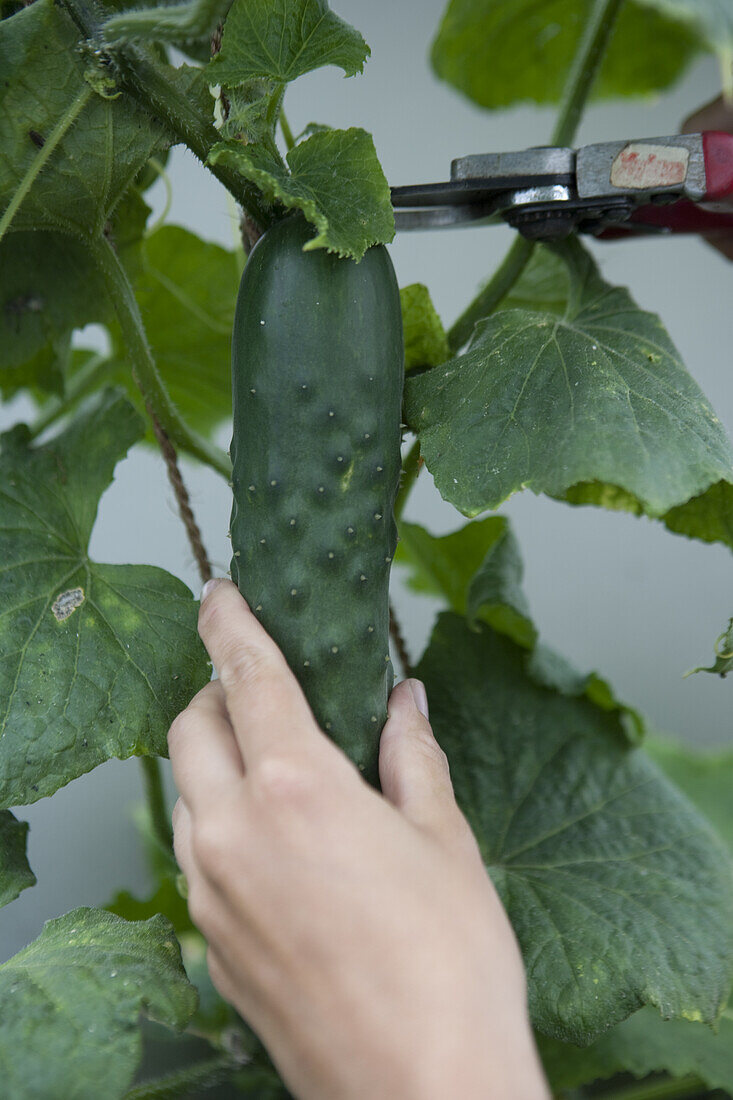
610;143;689;190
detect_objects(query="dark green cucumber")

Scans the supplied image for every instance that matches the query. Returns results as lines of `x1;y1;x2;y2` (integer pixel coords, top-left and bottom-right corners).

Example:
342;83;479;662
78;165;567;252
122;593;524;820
230;214;404;783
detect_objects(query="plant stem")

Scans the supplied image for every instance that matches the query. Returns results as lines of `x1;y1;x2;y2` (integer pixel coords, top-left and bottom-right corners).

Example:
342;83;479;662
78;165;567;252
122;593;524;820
280;108;295;151
27;352;110;440
88;232;230;478
446;0;623;354
550;0;625;146
140;756;173;853
598;1074;707;1100
394;438;422;521
0;86;92;245
447;235;535;353
122;1054;238;1099
59;0;273;230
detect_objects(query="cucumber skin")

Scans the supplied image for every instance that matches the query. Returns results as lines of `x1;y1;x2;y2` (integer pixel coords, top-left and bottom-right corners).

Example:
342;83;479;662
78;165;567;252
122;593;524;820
230;215;404;783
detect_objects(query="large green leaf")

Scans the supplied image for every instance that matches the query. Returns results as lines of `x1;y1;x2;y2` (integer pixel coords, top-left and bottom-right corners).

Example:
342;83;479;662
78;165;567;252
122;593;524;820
210;0;369;88
0;907;196;1100
0;391;209;808
400;284;449;371
0;810;35;909
395;516;535;647
107;225;239;438
539;736;733;1090
430;0;700;110
416;613;733;1042
540;1005;733;1092
209;128;394;260
405;239;733;520
0;0;166;238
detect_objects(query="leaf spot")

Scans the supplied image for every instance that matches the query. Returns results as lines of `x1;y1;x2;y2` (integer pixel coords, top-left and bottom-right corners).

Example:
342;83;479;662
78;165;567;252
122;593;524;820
52;588;85;622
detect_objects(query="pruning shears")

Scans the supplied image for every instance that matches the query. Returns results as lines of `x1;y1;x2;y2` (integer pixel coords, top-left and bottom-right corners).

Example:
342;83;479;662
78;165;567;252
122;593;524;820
390;131;733;240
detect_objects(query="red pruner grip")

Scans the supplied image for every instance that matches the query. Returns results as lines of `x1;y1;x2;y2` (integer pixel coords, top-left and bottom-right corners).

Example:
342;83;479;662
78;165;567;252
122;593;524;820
589;131;733;239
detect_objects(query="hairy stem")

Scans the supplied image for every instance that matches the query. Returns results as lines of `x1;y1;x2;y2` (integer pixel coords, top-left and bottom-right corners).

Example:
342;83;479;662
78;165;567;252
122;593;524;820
149;409;213;585
122;1054;239;1099
598;1074;707;1100
394;438;422;521
88;232;230;477
60;0;273;230
447;235;535;353
280;108;295;152
27;352;111;440
140;756;173;854
550;0;625;146
446;0;623;354
0;86;92;245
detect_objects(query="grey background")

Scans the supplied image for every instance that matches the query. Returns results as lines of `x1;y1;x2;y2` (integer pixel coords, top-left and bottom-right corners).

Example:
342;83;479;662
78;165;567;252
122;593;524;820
2;0;732;961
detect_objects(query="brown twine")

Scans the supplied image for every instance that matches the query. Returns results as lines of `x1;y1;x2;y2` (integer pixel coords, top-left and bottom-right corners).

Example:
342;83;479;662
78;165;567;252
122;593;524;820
148;409;212;585
389;601;412;679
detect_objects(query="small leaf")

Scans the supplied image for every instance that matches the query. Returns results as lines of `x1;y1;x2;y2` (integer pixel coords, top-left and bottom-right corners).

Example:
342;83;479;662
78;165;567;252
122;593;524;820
395;516;535;647
405;238;733;519
686;617;733;677
400;284;449;370
416;613;733;1043
210;0;369;88
0;907;196;1100
431;0;700;110
0;391;210;808
0;810;35;909
539;1005;733;1093
209;128;394;260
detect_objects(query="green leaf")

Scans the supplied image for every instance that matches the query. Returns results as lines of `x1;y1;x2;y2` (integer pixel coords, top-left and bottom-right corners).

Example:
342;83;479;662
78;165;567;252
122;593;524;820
405;238;733;519
539;1004;733;1092
0;0;166;238
686;617;733;677
646;736;733;854
107;225;239;438
0;810;35;909
0;391;210;808
209;128;394;260
415;612;733;1043
107;880;193;938
0;907;196;1100
210;0;369;88
400;284;449;371
395;517;536;648
431;0;700;110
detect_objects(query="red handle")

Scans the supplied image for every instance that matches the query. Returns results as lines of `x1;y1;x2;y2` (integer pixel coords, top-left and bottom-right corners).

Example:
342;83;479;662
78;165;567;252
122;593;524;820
702;131;733;201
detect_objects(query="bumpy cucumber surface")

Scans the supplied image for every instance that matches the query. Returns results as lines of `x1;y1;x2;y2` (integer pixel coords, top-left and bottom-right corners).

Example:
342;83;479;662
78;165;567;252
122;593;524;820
230;214;403;782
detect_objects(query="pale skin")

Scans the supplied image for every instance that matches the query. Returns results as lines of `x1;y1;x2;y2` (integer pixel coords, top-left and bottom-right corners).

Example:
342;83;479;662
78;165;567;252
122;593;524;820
168;578;550;1100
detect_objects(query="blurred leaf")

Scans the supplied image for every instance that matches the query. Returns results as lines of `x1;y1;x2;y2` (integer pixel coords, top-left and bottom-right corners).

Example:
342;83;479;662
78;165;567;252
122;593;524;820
108;880;193;937
209;128;394;260
0;391;209;808
636;0;733;93
0;810;35;908
431;0;700;110
416;613;733;1043
0;908;196;1100
405;238;733;520
539;1004;733;1092
395;516;535;647
400;284;449;371
646;736;733;852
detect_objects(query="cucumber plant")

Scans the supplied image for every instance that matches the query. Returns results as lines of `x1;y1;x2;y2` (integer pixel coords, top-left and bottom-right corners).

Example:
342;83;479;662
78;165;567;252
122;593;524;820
1;0;733;1097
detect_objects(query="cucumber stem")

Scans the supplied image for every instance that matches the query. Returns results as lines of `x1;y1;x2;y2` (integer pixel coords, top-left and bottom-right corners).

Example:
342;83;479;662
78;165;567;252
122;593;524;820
596;1074;706;1100
88;232;231;478
394;438;422;521
280;108;296;152
27;352;111;440
122;1053;238;1098
446;0;624;353
139;756;173;855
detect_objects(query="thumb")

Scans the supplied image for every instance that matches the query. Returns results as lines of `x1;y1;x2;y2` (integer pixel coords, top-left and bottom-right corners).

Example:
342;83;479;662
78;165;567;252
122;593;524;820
379;679;475;851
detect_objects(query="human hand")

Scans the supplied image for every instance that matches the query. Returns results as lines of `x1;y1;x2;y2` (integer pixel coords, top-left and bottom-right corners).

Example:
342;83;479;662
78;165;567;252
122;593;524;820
168;578;550;1100
682;94;733;259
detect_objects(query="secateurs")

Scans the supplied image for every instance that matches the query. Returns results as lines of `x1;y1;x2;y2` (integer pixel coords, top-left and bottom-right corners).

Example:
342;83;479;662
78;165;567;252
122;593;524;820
391;131;733;240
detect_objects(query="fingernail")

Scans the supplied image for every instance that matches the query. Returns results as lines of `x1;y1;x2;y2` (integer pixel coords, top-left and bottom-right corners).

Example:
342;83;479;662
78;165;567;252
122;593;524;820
200;578;223;602
408;678;429;720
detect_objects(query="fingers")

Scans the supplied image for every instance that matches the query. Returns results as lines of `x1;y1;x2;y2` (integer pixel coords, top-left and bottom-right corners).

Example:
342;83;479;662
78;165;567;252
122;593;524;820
197;579;328;770
379;679;478;855
168;680;244;815
681;94;733;135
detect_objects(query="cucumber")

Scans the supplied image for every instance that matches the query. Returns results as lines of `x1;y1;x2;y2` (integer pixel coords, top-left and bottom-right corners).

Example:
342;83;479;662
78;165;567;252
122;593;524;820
230;214;404;783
